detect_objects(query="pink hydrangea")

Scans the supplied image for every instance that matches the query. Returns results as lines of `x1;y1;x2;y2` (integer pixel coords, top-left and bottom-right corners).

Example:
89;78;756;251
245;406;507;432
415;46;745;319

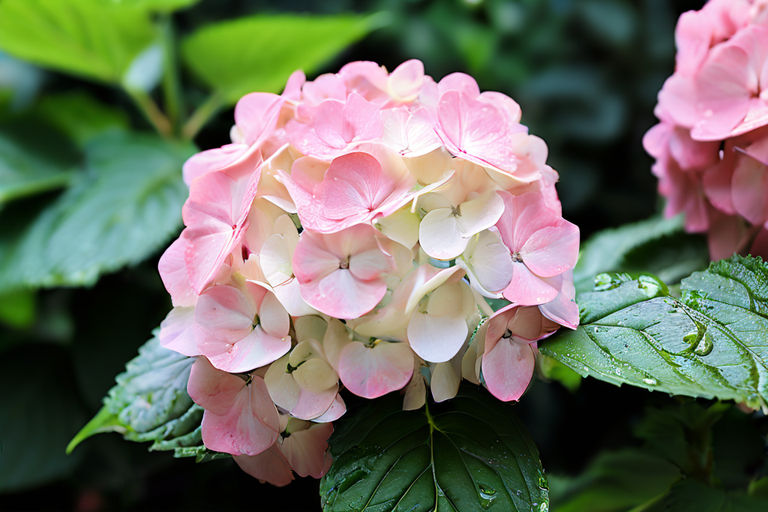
646;0;768;259
157;59;579;483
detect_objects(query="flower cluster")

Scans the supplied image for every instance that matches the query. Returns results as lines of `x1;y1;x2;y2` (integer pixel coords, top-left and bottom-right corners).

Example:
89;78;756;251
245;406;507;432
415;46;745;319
157;60;579;485
645;0;768;259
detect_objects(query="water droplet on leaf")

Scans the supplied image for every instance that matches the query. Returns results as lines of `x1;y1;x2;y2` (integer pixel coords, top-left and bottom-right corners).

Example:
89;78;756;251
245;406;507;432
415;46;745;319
478;484;497;508
694;334;713;356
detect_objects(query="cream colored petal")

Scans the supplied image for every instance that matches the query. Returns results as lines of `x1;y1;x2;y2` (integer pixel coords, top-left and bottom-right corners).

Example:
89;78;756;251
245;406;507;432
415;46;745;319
430;362;460;403
293;358;338;391
403;371;426;411
460;229;514;295
322;318;351;372
260;234;293;286
426;282;467;318
264;355;300;411
375;207;420;249
407;311;468;363
294;315;327;344
455;191;505;238
289;340;316;367
259;291;290;338
418;208;467;260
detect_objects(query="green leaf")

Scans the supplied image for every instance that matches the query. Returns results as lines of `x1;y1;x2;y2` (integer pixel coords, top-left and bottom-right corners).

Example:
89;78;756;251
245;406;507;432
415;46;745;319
0;0;157;83
537;352;581;392
35;91;129;146
0;289;36;328
548;449;680;512
0;128;76;204
181;14;374;104
320;385;548;512
68;334;211;460
0;131;194;292
638;480;768;512
0;345;86;492
634;402;728;479
575;215;708;293
100;0;200;13
541;255;768;408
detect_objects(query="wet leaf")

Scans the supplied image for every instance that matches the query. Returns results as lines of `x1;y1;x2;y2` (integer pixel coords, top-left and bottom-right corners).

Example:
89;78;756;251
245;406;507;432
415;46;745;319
320;385;547;512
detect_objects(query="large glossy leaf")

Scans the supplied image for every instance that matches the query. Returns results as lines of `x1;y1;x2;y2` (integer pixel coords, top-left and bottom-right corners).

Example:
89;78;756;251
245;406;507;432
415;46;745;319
0;131;194;292
320;385;548;512
548;449;680;512
181;14;374;103
0;345;86;492
68;334;219;461
541;256;768;408
0;0;157;83
574;214;707;293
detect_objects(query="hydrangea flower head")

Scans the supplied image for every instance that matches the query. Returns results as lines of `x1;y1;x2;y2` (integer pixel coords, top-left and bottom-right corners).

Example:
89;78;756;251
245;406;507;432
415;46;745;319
646;0;768;258
158;59;579;484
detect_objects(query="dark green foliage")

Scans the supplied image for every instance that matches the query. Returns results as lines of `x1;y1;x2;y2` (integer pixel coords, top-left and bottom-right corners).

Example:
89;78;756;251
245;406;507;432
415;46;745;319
320;386;547;512
542;256;768;408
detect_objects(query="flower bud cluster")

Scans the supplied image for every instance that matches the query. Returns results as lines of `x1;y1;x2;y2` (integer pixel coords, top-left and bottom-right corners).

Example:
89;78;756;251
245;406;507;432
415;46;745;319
158;60;579;484
645;0;768;258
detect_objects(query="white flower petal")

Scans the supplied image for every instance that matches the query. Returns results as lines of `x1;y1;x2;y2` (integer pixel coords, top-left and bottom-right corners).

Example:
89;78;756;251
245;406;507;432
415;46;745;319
407;311;468;363
430;362;460;403
419;207;467;260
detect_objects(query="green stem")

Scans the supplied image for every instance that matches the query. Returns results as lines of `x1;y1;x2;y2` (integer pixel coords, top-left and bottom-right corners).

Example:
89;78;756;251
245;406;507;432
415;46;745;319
160;14;183;135
182;93;224;140
126;88;172;137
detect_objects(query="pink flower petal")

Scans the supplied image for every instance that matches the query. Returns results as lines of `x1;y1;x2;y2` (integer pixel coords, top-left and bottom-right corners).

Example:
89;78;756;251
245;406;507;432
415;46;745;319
338;341;414;398
299;268;387;319
502;262;560;306
205;325;291;374
732;144;768;224
183;169;261;293
199;372;280;456
195;284;255;333
520;220;580;278
482;338;535;402
281;423;334;478
158;235;195;308
293;226;391;318
496;190;558;252
312;394;347;423
234;446;294;486
187;357;241;415
388;59;424;101
234;92;283;145
158;307;200;357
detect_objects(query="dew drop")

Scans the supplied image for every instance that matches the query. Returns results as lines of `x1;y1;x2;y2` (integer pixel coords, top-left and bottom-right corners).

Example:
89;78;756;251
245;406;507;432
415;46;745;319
478;484;497;509
642;377;658;386
683;331;701;345
694;334;714;356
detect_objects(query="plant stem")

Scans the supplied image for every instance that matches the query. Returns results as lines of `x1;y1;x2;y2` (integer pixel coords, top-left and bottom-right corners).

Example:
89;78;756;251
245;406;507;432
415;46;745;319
160;14;183;135
183;92;224;140
127;88;172;137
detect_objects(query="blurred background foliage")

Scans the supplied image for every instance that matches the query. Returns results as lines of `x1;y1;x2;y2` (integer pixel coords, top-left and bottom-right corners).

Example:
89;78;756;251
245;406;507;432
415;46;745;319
3;0;764;511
